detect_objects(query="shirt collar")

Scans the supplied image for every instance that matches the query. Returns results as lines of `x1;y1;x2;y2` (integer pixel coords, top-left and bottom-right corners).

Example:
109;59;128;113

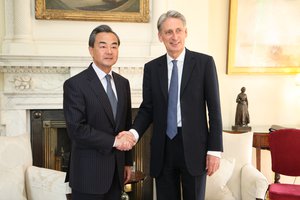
167;48;186;64
92;63;113;80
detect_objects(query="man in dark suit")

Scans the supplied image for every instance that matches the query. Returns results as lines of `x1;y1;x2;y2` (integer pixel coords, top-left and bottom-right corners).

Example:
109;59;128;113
121;10;223;200
63;25;136;200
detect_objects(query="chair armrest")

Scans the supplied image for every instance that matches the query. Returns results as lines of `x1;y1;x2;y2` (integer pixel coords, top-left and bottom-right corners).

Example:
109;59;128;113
241;164;268;200
25;166;71;200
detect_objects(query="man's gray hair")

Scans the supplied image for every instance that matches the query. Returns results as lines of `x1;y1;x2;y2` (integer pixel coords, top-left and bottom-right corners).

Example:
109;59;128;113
157;10;186;32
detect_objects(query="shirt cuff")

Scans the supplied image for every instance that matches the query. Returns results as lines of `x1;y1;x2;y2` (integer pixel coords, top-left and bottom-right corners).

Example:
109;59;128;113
207;151;221;158
129;129;139;141
113;139;117;147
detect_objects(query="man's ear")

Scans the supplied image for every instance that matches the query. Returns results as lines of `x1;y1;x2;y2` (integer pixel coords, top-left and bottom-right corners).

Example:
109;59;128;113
88;47;93;57
185;28;188;38
158;32;163;42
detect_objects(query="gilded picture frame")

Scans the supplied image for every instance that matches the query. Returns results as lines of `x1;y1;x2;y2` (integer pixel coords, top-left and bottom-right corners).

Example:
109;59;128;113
35;0;149;23
227;0;300;74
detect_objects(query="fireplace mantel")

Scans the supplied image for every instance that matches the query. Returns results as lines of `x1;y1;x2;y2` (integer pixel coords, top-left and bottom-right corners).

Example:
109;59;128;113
0;55;146;136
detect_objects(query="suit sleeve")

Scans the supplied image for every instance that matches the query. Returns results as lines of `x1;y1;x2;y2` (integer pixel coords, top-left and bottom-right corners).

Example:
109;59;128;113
205;57;223;152
132;64;154;137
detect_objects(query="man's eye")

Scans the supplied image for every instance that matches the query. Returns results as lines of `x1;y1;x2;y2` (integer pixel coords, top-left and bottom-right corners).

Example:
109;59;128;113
176;29;182;33
165;31;172;35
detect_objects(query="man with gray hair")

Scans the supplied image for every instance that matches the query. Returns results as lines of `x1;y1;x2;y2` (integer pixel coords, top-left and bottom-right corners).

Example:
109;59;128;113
121;10;223;200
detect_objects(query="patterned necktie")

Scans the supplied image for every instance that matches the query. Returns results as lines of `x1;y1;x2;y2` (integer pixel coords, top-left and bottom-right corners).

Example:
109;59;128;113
105;74;117;119
166;60;178;139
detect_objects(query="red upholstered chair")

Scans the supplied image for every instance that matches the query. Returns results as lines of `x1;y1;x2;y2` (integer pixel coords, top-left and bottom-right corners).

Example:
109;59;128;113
268;128;300;200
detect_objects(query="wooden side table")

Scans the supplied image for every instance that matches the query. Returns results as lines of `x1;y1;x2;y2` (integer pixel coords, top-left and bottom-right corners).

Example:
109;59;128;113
128;170;146;184
252;132;269;171
122;170;146;199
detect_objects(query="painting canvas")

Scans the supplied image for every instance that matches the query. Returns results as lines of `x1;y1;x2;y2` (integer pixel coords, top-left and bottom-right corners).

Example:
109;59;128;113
35;0;149;22
227;0;300;74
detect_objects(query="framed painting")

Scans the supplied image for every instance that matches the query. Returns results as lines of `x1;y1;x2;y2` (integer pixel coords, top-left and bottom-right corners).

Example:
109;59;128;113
227;0;300;74
35;0;149;22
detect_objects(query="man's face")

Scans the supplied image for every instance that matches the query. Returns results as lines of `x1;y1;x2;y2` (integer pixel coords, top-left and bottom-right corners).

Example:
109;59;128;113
158;17;187;59
89;32;119;73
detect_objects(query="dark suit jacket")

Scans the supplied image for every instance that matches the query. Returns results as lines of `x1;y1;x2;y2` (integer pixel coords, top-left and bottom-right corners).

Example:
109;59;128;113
132;49;223;177
63;64;132;194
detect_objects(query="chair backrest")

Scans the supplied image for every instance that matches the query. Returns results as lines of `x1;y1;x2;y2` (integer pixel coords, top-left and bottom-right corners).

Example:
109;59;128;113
222;131;254;199
0;134;32;171
269;128;300;176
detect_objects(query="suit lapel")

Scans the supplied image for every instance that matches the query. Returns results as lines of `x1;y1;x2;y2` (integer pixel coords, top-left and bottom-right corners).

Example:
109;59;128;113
86;65;116;127
180;49;195;97
159;55;168;102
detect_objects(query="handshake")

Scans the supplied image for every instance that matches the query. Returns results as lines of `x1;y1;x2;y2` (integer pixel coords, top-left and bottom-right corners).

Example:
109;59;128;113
115;131;137;151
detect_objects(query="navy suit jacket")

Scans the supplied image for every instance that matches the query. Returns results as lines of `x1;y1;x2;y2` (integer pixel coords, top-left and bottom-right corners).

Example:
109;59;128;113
63;64;132;194
133;49;223;177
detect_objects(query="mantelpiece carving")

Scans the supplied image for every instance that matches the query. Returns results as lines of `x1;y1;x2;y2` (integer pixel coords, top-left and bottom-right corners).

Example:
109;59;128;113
11;76;32;90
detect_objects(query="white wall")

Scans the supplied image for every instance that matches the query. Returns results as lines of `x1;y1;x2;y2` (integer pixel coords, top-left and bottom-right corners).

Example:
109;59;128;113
0;0;5;112
0;0;4;54
1;0;300;184
208;0;300;184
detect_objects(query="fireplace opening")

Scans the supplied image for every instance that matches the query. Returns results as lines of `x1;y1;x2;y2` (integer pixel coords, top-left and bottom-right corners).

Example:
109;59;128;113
30;109;153;200
30;109;68;170
43;119;70;172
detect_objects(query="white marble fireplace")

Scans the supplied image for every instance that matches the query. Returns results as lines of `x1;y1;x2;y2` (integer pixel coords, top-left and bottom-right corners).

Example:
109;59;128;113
0;55;146;136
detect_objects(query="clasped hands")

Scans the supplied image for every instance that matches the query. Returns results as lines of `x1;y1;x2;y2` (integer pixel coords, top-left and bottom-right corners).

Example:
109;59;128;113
115;131;136;151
